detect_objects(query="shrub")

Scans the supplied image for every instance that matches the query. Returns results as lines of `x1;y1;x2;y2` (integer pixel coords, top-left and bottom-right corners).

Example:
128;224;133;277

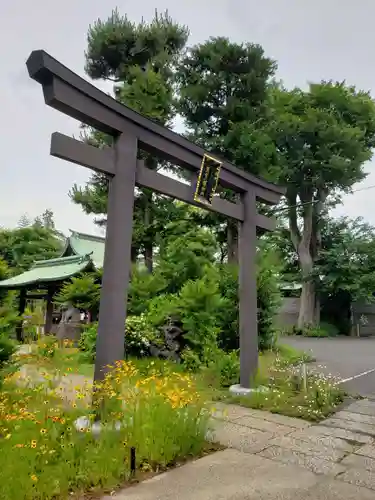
145;269;225;366
320;322;339;336
177;270;225;363
0;335;16;368
54;273;101;316
78;322;97;362
128;268;167;315
157;222;217;294
289;322;339;338
79;315;161;362
125;315;162;357
257;248;282;350
0;305;19;337
203;350;240;388
216;249;282;352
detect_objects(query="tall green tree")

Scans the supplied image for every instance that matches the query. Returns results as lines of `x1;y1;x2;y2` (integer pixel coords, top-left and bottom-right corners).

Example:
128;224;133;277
176;37;278;262
0;226;63;273
266;82;375;326
71;9;189;271
317;217;375;302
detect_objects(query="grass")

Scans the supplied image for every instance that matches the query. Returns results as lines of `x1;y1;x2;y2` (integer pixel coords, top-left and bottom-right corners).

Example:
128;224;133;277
19;338;339;423
1;336;343;498
0;342;213;500
220;348;344;421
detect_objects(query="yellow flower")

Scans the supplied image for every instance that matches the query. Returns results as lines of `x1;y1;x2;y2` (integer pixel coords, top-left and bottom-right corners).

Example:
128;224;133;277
40;428;47;435
31;440;37;448
30;475;38;482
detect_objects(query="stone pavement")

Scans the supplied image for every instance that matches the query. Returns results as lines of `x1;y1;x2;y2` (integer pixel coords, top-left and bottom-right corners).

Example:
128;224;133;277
104;399;375;499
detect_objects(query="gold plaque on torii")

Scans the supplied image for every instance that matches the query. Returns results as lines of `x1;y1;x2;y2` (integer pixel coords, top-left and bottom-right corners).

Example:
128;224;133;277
193;154;222;206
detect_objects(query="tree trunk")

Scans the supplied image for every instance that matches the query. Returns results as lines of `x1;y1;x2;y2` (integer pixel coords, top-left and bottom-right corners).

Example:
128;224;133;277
227;221;238;264
297;244;316;327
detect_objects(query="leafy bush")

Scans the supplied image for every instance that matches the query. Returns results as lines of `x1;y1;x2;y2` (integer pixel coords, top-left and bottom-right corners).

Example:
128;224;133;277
320;322;339;336
79;315;161;362
55;273;101;315
157;222;217;294
0;307;19;337
288;322;339;338
215;248;282;352
78;322;97;362
128;268;167;315
0;335;16;368
203;350;240;388
125;315;162;357
257;248;282;350
145;268;225;365
178;270;225;362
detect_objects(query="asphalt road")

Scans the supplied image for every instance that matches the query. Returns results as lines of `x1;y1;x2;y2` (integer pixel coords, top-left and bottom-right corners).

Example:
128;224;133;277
283;336;375;397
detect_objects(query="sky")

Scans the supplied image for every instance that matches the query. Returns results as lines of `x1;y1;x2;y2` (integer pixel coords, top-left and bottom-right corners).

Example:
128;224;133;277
1;0;375;235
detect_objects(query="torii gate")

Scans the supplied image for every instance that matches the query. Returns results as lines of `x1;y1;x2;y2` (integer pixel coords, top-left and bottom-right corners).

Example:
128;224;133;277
26;50;285;390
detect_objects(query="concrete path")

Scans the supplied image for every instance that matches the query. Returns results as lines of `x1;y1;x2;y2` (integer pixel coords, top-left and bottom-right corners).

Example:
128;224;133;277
105;399;375;499
283;336;375;396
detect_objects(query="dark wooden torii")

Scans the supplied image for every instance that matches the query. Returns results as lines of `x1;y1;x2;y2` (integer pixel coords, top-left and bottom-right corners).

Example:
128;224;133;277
26;50;285;389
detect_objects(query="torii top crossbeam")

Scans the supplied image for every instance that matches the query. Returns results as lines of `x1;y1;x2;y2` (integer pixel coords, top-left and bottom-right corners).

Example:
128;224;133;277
26;49;285;389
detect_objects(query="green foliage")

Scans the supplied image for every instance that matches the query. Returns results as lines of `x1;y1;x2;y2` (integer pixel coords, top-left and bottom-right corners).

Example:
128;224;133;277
176;37;276;159
79;315;161;362
288;322;339;338
177;270;225;361
157;221;217;294
317;217;375;302
257;247;282;350
215;246;282;352
0;303;18;337
78;323;97;362
85;9;188;83
0;357;208;500
0;225;63;272
215;264;239;351
0;257;8;281
274;344;314;365
0;257;10;305
266;83;375;326
128;267;167;315
125;315;161;357
176;37;278;265
144;269;225;364
73;9;189;271
36;336;58;359
203;350;240;388
54;273;101;312
234;357;344;422
0;335;16;368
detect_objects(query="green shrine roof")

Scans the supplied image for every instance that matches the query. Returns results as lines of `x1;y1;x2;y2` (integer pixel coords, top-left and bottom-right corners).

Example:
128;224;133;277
63;230;105;269
0;230;105;289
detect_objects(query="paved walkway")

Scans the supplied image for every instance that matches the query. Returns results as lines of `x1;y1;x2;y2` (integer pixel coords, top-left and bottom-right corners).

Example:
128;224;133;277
283;337;375;396
105;399;375;499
